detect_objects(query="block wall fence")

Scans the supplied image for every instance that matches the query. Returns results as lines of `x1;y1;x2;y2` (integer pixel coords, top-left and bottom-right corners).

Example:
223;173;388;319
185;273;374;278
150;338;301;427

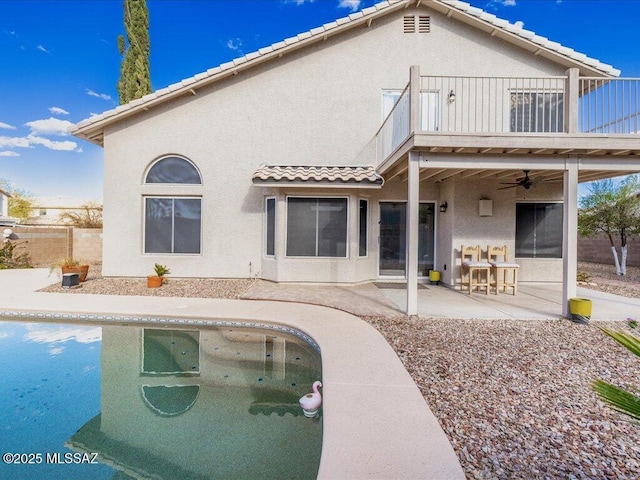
578;234;640;267
9;226;102;265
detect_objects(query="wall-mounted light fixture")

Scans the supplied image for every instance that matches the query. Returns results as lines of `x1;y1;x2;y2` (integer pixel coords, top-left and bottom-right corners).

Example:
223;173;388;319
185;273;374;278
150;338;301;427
448;90;456;103
439;201;448;213
479;199;493;217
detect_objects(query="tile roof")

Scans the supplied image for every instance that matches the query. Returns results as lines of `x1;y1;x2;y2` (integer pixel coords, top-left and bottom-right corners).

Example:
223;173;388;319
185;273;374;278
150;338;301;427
71;0;619;144
252;165;384;187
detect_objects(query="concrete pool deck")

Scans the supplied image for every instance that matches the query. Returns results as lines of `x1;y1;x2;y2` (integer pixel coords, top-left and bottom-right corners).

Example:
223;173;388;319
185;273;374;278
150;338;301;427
0;268;465;479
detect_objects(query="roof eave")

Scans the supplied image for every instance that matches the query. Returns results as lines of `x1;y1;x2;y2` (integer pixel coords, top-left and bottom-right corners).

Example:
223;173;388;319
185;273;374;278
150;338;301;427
70;0;621;146
70;0;413;147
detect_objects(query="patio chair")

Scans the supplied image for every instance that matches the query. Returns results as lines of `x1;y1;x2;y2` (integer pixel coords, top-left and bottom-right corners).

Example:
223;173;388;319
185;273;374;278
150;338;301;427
488;245;519;295
460;245;491;295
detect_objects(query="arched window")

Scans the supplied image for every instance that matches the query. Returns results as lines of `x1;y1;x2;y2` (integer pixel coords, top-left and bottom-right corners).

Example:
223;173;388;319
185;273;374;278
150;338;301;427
145;156;202;184
144;156;202;254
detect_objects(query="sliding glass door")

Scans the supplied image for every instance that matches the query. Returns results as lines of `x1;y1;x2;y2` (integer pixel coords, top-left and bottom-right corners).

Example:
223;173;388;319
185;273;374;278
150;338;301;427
379;202;435;277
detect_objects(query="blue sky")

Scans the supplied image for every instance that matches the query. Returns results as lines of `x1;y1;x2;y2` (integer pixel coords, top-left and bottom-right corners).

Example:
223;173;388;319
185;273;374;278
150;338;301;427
1;0;639;201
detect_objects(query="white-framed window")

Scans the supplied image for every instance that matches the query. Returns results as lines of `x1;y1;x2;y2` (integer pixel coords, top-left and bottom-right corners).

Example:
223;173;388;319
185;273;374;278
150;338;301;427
510;92;564;133
145;156;202;184
286;197;348;258
265;197;276;257
382;89;440;131
359;199;368;257
144;197;202;254
143;155;202;255
515;202;563;258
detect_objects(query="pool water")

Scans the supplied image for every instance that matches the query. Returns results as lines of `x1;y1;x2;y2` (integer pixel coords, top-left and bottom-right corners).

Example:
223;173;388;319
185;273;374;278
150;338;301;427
0;319;323;479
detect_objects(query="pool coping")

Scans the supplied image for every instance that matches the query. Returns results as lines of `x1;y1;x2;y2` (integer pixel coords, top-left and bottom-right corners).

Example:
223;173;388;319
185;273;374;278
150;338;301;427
1;269;465;479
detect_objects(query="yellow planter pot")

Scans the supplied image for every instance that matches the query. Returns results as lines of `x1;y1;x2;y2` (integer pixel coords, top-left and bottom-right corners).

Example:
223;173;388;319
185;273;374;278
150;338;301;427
429;270;441;285
569;298;592;324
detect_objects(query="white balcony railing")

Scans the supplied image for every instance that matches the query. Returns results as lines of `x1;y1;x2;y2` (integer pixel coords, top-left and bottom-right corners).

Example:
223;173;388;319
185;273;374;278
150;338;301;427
579;78;640;134
376;83;410;161
421;75;566;134
375;70;640;165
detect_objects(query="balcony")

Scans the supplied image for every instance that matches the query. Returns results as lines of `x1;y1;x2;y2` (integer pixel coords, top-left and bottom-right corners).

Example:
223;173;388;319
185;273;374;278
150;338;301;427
376;67;640;167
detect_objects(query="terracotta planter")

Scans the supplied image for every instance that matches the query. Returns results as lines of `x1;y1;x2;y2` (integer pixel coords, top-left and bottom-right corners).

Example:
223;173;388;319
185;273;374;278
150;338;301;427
147;275;163;288
61;265;89;282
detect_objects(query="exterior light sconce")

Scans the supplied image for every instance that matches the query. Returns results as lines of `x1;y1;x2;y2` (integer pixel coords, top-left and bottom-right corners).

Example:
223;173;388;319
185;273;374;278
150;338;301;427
448;90;456;103
479;199;493;217
439;201;448;213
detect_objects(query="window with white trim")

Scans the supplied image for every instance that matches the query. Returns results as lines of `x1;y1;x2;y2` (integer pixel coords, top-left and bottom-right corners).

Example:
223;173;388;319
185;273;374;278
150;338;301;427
265;197;276;256
144;197;202;254
144;156;202;254
286;197;348;257
515;202;563;258
382;89;440;131
510;92;564;133
359;199;368;257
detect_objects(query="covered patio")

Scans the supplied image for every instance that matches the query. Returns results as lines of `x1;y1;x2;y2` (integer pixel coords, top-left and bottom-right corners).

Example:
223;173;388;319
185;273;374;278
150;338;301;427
378;66;640;316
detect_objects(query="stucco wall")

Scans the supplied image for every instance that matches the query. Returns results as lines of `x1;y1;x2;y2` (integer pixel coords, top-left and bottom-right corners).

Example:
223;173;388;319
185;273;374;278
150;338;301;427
100;5;569;281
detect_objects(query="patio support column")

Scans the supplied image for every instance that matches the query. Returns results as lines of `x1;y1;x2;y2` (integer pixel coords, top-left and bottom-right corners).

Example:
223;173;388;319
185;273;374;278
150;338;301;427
406;152;419;316
562;156;579;317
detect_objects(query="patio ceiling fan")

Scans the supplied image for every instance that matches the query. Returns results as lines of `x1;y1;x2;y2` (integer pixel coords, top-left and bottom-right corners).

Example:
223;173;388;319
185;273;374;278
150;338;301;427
498;170;535;190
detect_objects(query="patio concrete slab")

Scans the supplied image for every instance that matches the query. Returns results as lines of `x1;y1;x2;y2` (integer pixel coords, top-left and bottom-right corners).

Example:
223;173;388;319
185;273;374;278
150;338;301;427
242;280;402;317
379;282;640;321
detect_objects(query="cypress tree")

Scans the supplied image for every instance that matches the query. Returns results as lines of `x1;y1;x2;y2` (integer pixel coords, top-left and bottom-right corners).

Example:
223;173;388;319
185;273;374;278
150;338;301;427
117;0;152;104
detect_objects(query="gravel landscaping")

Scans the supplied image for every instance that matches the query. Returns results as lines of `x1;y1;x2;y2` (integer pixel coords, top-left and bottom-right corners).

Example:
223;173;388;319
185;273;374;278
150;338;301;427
37;261;640;478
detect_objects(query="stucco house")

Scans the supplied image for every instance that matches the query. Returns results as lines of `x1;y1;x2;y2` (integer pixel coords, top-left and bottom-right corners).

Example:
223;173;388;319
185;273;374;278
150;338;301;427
71;0;640;316
0;187;16;227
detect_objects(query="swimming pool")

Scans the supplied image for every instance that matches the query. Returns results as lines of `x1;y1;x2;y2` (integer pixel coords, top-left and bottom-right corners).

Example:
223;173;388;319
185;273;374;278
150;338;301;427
0;317;322;479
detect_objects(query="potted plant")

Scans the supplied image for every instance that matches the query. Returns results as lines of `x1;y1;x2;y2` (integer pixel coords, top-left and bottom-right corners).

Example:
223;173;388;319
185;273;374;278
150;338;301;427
51;258;90;282
147;263;170;288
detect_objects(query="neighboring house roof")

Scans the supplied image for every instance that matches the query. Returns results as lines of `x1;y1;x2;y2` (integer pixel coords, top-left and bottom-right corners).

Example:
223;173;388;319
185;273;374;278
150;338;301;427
71;0;619;146
252;165;384;188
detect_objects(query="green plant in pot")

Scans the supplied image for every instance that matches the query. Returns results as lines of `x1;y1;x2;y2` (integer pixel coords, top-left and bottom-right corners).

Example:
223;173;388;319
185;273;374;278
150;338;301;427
147;263;170;288
51;258;90;282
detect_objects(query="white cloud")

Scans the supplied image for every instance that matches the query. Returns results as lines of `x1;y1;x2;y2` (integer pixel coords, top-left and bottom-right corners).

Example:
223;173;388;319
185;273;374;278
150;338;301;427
514;20;524;29
49;106;69;115
0;122;16;130
86;89;112;101
284;0;314;5
0;136;31;148
227;38;243;52
503;0;516;6
25;325;102;344
27;134;78;151
0;151;19;157
25;117;74;136
338;0;361;11
36;44;49;53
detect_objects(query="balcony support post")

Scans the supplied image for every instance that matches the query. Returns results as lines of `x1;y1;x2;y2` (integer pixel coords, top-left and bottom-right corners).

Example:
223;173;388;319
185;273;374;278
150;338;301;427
565;68;579;134
406;151;420;316
562;155;579;317
410;65;420;133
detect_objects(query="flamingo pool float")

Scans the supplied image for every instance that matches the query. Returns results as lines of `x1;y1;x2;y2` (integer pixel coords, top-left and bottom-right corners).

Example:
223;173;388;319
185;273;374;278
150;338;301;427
299;381;322;417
